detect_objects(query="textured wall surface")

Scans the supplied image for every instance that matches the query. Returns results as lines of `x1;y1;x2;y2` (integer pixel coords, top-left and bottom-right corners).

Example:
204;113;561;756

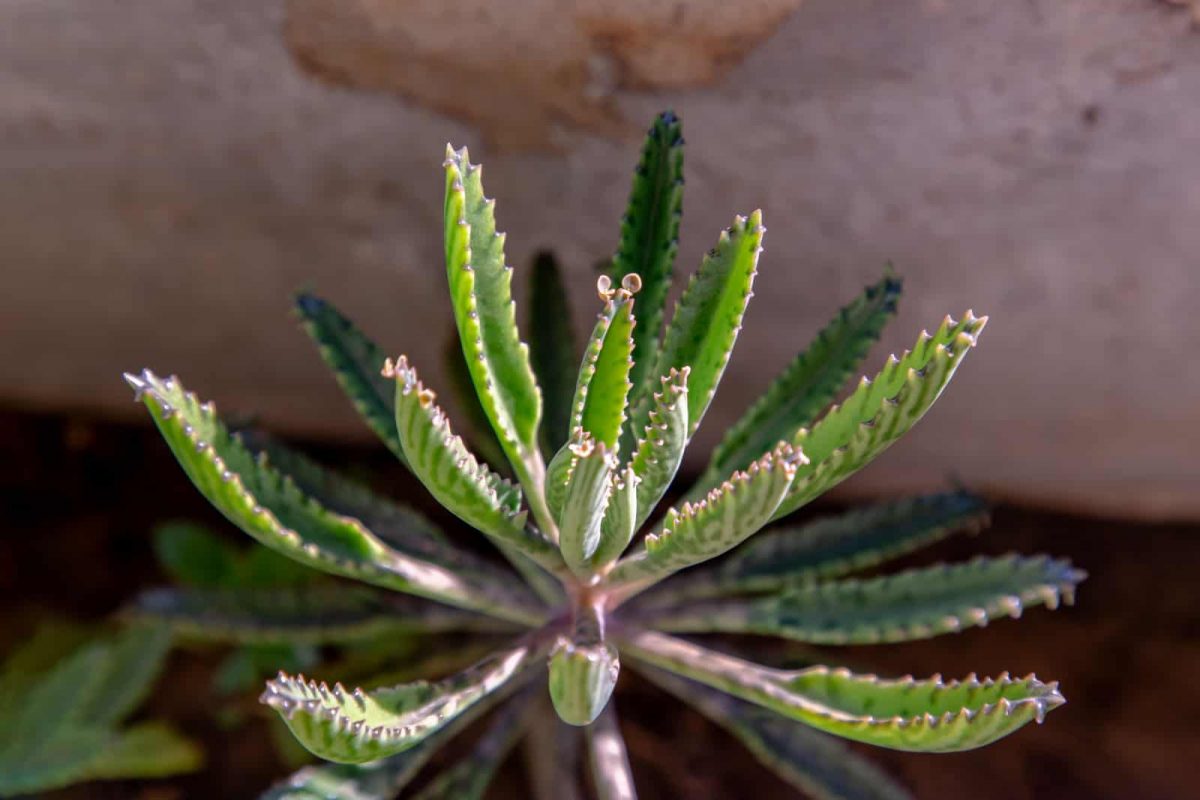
1;0;1197;519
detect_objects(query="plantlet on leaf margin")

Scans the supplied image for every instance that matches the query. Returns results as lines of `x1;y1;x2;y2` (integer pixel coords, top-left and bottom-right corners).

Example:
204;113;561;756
127;110;1083;799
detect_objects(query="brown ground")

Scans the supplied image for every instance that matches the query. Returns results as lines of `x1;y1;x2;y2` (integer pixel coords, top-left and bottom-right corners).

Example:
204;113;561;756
0;408;1194;799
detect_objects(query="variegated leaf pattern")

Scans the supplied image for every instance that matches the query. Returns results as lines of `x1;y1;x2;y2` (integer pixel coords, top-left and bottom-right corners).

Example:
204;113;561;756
125;370;543;625
639;491;989;604
586;702;638;800
294;293;405;464
571;281;636;451
629;367;689;531
607;444;803;599
548;602;620;726
387;355;563;575
443;329;509;473
133;585;509;644
589;463;639;570
409;694;532;799
640;555;1085;645
443;146;544;494
773;313;987;521
261;638;545;763
557;435;616;577
623;631;1065;752
641;666;910;800
696;272;902;493
529;251;579;456
626;211;763;450
609;111;684;447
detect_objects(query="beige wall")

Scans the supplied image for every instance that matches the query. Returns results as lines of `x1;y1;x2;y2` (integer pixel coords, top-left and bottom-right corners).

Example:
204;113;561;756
2;0;1197;519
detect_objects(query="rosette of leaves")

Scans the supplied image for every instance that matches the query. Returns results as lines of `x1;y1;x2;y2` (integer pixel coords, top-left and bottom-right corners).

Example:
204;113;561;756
0;623;201;797
126;111;1083;799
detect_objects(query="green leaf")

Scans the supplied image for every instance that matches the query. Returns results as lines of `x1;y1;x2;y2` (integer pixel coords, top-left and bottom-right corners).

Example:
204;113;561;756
641;666;910;800
442;329;510;473
696;272;902;493
87;721;203;779
124;370;543;625
589;463;639;570
638;491;989;604
153;520;241;588
607;443;802;600
623;631;1065;752
642;555;1085;645
387;356;564;576
0;642;108;764
548;605;619;726
557;435;616;577
443;145;543;484
571;286;636;451
134;585;507;644
410;695;532;800
76;625;172;726
529;251;579;457
609;110;684;447
262;638;546;763
0;728;110;797
294;293;405;464
772;313;987;521
629;367;689;531
586;702;638;800
626;210;764;450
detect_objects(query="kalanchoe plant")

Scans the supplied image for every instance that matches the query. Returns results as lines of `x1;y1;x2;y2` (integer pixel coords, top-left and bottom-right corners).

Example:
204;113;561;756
125;111;1083;799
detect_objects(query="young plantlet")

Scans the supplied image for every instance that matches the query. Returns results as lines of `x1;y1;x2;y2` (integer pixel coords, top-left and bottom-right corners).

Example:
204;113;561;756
129;112;1083;800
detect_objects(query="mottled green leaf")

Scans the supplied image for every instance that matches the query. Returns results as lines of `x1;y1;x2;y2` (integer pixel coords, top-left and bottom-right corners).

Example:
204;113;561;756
696;272;902;493
623;631;1064;752
294;293;405;463
88;721;203;779
571;285;635;450
548;604;619;727
626;210;763;449
134;585;506;644
586;702;638;800
610;111;684;453
557;435;615;577
410;695;531;800
262;639;545;763
443;329;509;473
640;491;989;604
607;443;802;600
590;463;638;570
529;251;579;457
643;555;1085;644
773;313;987;521
443;145;543;485
125;369;542;625
629;367;689;531
641;667;910;800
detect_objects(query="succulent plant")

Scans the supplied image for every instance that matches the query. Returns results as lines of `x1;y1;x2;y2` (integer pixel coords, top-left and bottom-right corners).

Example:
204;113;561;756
125;111;1083;798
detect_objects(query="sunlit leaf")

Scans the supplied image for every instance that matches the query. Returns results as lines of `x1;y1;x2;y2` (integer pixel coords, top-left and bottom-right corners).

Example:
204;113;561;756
586;702;638;800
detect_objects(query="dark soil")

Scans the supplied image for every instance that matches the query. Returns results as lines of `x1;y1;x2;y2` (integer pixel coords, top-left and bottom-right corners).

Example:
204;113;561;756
1;408;1194;799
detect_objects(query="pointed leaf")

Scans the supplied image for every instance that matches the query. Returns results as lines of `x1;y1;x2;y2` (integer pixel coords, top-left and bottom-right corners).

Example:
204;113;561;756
86;721;203;779
629;367;689;530
772;313;987;521
643;555;1085;644
609;111;684;443
529;251;579;457
626;210;763;450
571;284;636;450
558;436;615;577
133;585;506;644
607;444;802;600
443;145;543;484
641;666;910;800
586;702;638;800
124;370;542;625
294;293;405;463
548;604;619;726
410;695;532;800
77;625;172;726
589;463;639;570
640;491;989;604
387;356;564;576
623;631;1065;752
697;272;902;492
262;637;546;763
